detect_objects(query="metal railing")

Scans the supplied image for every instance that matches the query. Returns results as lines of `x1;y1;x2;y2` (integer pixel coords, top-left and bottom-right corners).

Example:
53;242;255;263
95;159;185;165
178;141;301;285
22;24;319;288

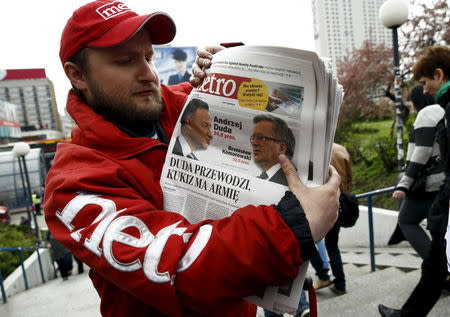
355;186;395;272
0;245;51;304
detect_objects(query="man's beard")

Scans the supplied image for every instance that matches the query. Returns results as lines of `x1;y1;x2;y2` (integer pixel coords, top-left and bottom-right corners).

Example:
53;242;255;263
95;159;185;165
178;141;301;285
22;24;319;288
87;78;163;130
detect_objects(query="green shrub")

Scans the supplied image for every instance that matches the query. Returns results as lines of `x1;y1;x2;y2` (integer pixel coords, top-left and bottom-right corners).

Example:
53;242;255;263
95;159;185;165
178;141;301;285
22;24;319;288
337;119;413;210
375;136;398;173
0;224;38;278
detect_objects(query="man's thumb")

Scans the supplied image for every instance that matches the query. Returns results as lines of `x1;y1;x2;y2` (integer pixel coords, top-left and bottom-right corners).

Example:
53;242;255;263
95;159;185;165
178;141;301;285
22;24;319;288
279;154;302;188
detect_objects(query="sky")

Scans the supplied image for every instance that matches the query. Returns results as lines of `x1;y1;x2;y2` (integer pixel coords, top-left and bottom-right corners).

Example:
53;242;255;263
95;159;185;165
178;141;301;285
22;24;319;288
0;0;315;116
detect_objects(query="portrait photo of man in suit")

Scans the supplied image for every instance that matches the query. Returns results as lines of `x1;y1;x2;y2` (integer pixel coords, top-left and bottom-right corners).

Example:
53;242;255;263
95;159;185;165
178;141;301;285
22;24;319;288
173;98;212;160
250;114;295;185
168;49;191;85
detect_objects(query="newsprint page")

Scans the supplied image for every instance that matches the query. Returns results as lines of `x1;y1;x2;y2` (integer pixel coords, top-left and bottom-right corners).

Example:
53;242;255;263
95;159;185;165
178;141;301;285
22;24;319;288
160;46;343;314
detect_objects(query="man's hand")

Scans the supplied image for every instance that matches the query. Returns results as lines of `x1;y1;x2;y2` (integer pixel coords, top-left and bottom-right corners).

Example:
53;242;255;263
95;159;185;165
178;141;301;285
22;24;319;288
190;46;224;87
265;95;283;112
279;154;340;242
392;190;406;200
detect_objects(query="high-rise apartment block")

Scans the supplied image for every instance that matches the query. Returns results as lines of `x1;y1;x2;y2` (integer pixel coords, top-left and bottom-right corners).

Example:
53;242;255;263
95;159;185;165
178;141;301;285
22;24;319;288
0;99;21;143
312;0;392;69
0;69;62;138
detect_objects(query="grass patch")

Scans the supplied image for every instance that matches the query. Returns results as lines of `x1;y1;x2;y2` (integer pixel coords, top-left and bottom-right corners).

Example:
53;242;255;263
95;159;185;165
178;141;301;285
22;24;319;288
342;119;410;210
351;120;394;151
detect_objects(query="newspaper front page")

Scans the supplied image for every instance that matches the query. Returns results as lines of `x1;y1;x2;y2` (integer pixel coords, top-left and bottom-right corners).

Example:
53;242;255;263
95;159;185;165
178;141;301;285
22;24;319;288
160;46;342;313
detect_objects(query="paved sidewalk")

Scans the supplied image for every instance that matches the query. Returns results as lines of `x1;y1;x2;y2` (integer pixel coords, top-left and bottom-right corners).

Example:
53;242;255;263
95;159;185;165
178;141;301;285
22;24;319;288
9;212;47;230
0;271;270;317
0;270;275;317
0;272;100;317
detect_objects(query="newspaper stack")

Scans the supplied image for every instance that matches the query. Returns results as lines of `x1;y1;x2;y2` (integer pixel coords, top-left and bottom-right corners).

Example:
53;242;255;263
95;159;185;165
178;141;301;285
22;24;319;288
160;46;343;314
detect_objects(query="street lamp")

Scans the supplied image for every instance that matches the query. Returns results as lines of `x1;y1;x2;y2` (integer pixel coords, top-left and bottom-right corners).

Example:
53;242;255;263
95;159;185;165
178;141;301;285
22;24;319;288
379;0;409;171
13;142;40;241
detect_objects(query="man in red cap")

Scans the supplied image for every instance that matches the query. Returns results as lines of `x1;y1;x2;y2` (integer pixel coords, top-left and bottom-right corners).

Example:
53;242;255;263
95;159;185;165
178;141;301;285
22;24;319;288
45;1;340;316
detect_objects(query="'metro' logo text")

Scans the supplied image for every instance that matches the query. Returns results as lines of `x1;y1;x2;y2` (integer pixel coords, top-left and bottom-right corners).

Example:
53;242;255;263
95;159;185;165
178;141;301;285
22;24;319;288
96;1;131;20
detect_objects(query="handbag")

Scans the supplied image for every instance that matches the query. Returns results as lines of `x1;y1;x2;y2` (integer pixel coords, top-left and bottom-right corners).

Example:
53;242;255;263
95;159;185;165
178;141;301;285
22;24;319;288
338;193;360;228
408;157;442;194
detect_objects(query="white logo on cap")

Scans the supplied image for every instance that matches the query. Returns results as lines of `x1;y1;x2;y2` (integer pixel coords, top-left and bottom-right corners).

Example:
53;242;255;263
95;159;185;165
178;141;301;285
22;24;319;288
96;1;131;20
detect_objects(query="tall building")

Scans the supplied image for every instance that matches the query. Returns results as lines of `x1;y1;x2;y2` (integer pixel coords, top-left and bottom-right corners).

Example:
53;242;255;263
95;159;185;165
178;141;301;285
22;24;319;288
60;111;76;138
0;99;21;143
0;69;62;139
312;0;392;69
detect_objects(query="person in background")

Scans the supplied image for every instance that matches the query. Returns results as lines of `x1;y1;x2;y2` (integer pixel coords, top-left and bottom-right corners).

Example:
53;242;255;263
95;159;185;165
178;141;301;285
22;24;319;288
168;48;191;85
391;84;444;260
311;143;352;295
46;231;73;281
44;2;340;316
73;256;84;275
379;45;450;317
19;215;31;226
32;191;42;215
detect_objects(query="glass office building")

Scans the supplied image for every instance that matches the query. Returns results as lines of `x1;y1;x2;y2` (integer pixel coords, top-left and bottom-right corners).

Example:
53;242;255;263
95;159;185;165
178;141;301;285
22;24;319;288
0;148;45;209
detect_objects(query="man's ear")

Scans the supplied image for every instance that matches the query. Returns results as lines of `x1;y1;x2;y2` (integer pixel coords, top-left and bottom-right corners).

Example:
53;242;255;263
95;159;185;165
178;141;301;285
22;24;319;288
433;68;445;82
185;117;193;129
63;62;88;92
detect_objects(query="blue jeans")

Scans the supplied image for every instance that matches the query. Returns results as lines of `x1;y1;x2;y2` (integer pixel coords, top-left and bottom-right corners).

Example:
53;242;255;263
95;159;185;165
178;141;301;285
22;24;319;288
316;239;329;269
310;222;346;291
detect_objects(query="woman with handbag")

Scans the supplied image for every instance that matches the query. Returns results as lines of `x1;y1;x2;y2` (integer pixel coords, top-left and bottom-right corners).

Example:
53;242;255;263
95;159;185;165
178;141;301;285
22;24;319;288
392;84;445;259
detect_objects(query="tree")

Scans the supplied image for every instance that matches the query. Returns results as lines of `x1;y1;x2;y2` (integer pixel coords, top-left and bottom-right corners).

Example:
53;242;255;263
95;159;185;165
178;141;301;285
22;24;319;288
336;0;450;127
336;40;392;126
400;0;450;77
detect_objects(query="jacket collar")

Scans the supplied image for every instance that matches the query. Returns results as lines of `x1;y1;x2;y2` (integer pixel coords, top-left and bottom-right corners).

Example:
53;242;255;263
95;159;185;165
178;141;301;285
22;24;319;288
436;81;450;104
438;85;450;110
67;90;167;160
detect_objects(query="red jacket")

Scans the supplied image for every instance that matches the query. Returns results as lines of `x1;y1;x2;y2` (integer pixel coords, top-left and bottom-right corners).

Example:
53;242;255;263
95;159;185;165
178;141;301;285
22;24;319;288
45;84;315;316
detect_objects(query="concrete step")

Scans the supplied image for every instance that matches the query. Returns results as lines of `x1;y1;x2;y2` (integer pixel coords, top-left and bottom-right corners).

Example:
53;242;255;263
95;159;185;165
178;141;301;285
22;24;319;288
342;246;419;255
429;293;450;316
256;247;423;316
256;264;450;317
373;252;421;270
373;280;450;317
316;267;414;316
306;262;370;279
334;292;450;317
340;248;421;271
331;269;420;316
309;263;373;302
340;263;370;279
255;263;372;316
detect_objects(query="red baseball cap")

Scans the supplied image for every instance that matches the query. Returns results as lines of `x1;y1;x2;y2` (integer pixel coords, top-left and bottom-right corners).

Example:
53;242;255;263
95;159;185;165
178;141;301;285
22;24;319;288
60;1;176;64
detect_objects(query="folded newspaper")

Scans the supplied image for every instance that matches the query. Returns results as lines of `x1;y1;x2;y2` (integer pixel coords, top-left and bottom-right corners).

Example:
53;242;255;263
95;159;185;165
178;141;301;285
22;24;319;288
160;46;343;314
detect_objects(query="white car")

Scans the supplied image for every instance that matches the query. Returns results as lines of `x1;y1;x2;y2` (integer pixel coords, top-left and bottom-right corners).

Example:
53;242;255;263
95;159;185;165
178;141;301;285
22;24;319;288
0;205;10;224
